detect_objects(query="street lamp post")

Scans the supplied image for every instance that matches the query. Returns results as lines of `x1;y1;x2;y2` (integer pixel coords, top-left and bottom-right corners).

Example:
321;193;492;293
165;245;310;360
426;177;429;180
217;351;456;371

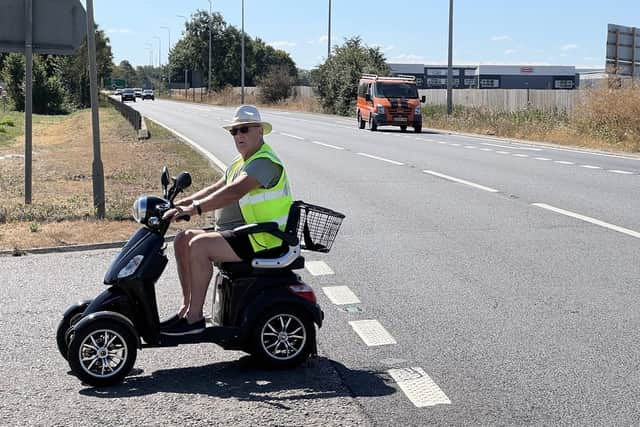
207;0;212;94
327;0;332;58
153;35;161;68
447;0;454;115
241;0;245;103
145;42;153;67
161;25;172;95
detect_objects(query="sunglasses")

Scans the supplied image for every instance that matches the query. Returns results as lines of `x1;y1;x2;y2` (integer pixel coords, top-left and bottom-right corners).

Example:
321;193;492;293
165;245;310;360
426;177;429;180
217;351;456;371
229;125;260;136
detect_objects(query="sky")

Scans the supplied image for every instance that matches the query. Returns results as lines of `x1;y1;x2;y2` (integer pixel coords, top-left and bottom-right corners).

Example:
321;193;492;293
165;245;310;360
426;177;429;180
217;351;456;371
93;0;640;70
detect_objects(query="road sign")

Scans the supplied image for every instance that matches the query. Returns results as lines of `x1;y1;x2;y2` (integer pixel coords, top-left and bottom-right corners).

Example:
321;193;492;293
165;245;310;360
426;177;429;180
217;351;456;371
606;23;640;77
103;78;126;89
0;0;86;54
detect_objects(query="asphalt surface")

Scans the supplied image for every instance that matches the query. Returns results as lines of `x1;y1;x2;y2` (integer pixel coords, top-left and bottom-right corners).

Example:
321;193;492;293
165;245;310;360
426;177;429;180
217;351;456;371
2;98;639;425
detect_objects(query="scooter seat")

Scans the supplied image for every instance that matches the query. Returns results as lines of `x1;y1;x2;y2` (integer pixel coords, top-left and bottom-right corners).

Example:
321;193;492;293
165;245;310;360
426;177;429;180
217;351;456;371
220;256;305;275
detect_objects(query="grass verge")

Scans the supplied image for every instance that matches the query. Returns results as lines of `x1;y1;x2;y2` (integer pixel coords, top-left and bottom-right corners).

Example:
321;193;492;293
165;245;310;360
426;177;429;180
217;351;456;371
0;105;220;251
422;87;640;153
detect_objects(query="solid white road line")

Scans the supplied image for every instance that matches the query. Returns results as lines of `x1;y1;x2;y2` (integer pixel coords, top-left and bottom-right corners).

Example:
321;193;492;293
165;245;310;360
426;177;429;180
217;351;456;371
311;140;345;150
480;142;541;151
145;117;227;172
349;320;397;346
356;153;405;165
280;132;304;140
532;203;640;239
388;367;452;408
423;170;499;193
322;286;360;305
305;261;335;276
580;165;602;169
609;169;634;175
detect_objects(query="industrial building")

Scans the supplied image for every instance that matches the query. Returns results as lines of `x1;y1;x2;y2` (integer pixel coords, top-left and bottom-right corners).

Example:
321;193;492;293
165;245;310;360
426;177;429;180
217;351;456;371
388;63;580;89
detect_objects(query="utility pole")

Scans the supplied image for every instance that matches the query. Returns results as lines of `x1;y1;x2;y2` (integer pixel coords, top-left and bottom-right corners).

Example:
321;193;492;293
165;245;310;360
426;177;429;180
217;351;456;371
24;0;33;204
161;26;171;94
447;0;454;115
145;42;153;66
86;0;105;218
327;0;332;58
207;0;212;94
241;0;245;103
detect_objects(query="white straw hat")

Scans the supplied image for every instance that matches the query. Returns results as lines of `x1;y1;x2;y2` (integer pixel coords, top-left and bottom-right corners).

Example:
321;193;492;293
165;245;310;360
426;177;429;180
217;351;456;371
222;105;272;135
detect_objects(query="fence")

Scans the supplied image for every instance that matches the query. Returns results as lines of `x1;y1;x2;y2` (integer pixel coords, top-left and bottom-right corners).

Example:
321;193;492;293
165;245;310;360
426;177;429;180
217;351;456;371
103;94;141;130
418;89;586;113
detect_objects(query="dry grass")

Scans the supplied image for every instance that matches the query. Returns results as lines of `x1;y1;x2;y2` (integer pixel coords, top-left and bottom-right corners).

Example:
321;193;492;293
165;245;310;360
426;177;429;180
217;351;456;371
166;86;323;113
0;106;220;251
422;86;640;153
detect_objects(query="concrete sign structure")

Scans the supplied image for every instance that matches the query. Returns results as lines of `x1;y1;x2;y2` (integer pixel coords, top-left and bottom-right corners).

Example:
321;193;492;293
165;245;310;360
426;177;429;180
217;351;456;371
606;23;640;77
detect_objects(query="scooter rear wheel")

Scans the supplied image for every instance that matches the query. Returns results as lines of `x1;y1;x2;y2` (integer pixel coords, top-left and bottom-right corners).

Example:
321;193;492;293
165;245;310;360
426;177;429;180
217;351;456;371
252;306;315;368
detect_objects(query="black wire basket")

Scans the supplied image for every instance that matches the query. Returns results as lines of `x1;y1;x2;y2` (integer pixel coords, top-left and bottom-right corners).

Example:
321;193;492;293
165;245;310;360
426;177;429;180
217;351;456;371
287;201;345;253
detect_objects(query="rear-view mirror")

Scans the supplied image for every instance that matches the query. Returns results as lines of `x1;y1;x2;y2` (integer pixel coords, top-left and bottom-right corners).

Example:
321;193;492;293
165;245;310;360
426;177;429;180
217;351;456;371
174;171;192;192
421;95;426;103
365;94;372;102
161;167;170;188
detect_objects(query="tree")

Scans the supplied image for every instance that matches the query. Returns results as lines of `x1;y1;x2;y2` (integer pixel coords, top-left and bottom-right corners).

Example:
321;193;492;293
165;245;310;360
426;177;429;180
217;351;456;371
258;65;296;103
111;60;138;87
167;11;297;89
0;53;66;113
57;25;113;107
312;36;389;115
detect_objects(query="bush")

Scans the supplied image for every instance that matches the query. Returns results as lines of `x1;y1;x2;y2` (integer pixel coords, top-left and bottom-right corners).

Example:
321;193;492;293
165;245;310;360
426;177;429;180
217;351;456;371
257;65;296;103
312;36;389;116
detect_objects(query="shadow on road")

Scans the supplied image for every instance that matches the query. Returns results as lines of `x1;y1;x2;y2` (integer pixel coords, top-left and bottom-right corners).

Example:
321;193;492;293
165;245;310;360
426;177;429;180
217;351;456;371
79;356;396;403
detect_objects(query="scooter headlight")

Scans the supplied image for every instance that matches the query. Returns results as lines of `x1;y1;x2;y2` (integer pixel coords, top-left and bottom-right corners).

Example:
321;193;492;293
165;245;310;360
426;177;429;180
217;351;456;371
132;196;147;223
117;255;144;279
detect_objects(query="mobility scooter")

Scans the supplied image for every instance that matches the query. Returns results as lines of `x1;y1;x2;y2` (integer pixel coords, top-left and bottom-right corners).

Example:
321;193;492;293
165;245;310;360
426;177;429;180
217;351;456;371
56;168;344;387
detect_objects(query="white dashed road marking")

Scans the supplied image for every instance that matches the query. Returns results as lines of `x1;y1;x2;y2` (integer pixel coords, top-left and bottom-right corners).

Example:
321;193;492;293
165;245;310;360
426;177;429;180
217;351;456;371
580;165;601;169
609;169;634;175
496;151;509;154
532;203;640;239
311;140;345;150
349;320;397;346
424;170;499;193
280;132;304;140
480;142;541;151
554;160;575;165
305;261;334;276
513;154;529;158
388;367;452;408
322;286;360;305
357;153;404;165
534;157;552;161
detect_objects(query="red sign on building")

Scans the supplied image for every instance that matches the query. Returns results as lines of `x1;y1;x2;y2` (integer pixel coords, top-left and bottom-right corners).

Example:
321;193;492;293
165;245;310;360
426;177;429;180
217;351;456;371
520;67;534;73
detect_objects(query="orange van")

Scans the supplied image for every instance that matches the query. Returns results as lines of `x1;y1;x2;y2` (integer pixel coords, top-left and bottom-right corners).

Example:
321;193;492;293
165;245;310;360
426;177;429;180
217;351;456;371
356;74;425;133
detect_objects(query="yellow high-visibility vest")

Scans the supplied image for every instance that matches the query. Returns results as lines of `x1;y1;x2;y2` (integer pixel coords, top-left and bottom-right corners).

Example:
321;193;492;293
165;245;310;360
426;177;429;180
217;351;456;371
225;143;293;252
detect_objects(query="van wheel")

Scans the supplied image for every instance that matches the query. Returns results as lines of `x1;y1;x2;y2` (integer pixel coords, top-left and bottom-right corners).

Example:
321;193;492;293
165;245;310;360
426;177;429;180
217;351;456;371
400;126;407;132
369;116;377;131
357;112;366;129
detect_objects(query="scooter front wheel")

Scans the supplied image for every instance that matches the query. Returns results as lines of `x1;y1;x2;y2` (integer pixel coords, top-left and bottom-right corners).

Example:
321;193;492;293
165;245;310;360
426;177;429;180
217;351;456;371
67;318;137;387
252;306;315;368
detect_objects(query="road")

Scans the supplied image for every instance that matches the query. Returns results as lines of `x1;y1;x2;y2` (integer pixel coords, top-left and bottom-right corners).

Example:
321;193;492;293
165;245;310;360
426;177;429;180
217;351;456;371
3;97;639;425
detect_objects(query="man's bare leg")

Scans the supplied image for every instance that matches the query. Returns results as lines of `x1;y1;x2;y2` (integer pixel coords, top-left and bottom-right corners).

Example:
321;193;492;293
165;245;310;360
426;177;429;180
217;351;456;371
173;229;206;317
185;232;242;323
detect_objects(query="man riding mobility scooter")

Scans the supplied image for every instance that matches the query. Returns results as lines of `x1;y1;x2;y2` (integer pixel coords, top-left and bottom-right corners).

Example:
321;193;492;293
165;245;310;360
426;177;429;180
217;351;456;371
56;168;345;387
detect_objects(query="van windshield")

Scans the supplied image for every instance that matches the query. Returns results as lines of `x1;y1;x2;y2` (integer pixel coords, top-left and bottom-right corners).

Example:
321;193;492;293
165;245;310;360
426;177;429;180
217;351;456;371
375;82;418;98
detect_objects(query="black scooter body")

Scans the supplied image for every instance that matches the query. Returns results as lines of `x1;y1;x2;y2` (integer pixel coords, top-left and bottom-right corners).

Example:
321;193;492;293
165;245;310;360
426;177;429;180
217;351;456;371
58;169;328;387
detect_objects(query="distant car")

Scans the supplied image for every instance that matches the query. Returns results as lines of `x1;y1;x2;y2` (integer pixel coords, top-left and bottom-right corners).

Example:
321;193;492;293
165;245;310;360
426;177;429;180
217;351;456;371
133;88;143;98
114;88;123;96
142;89;155;100
121;88;136;102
